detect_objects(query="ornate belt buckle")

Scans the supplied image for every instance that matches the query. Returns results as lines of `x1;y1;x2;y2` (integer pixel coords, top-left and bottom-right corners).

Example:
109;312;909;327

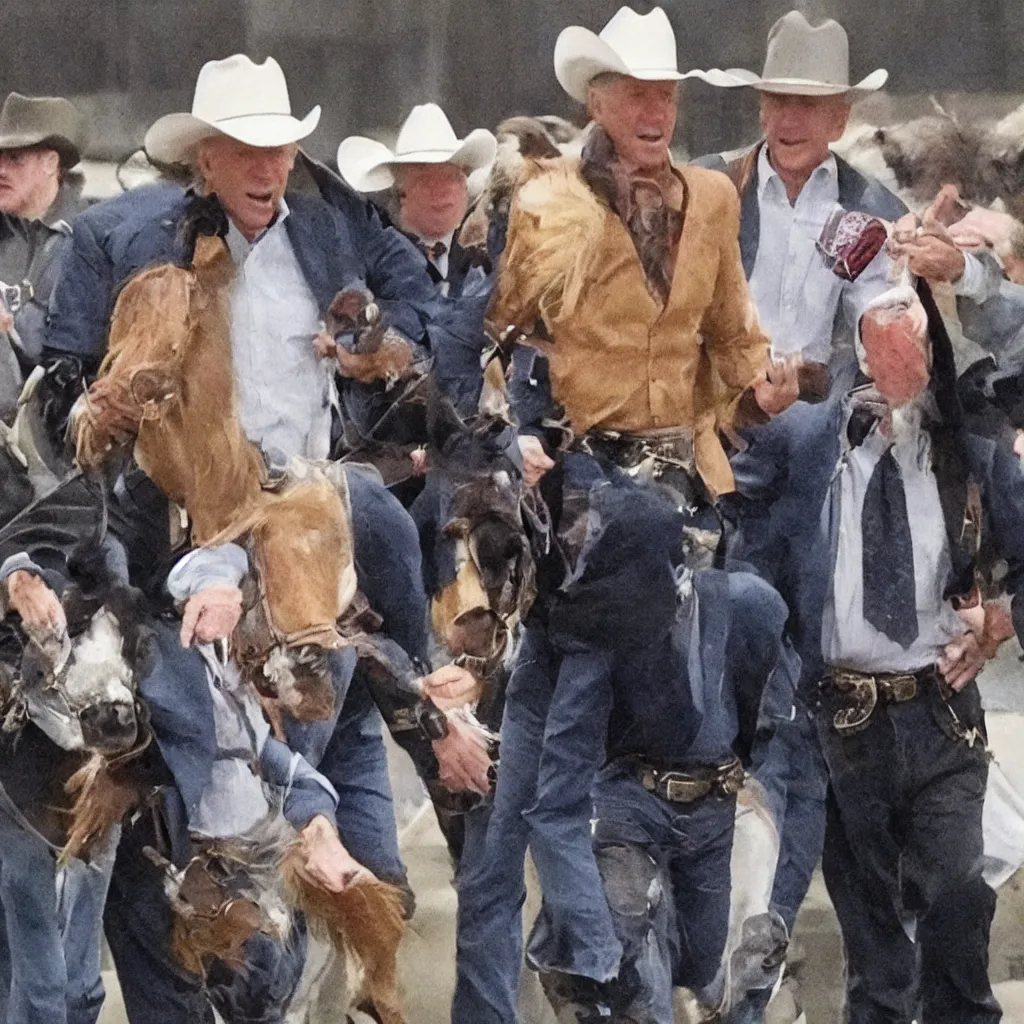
832;673;878;733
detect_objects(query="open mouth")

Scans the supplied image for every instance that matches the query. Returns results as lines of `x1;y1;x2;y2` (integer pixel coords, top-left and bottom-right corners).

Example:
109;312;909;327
637;131;664;144
246;190;274;204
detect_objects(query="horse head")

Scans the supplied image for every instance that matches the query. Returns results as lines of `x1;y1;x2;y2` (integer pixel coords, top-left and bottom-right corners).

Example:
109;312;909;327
7;552;151;755
424;393;535;678
230;461;358;722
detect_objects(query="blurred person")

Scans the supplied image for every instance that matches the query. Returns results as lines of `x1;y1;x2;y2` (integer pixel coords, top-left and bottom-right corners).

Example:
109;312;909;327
0;92;88;417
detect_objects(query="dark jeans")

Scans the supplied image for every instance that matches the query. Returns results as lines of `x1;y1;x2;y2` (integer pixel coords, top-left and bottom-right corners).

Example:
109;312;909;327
547;764;735;1024
817;690;1000;1024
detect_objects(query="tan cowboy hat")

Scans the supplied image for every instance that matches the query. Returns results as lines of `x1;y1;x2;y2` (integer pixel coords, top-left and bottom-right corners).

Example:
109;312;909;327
337;103;497;194
145;54;320;165
713;11;888;97
0;93;87;169
554;6;714;104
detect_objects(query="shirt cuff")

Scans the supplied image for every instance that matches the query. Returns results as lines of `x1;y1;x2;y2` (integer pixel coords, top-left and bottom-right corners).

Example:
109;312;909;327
0;552;41;583
955;253;990;302
166;543;248;602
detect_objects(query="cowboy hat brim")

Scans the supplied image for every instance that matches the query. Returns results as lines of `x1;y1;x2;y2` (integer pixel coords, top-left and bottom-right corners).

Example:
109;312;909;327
337;128;498;194
0;131;82;167
144;105;321;166
712;66;889;97
554;25;707;104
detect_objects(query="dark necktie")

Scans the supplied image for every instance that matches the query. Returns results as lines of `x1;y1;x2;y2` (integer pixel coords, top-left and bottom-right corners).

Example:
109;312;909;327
861;447;919;648
419;240;447;262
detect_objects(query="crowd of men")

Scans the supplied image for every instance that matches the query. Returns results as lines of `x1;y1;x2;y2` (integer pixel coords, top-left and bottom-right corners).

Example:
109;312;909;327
0;5;1022;1024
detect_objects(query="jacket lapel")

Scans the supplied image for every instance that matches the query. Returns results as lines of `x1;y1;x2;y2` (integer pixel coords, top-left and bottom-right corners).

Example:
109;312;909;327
283;193;360;313
738;145;762;280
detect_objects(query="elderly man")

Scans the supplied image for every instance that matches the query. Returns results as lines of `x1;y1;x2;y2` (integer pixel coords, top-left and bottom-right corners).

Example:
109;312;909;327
732;286;1020;1023
338;102;496;297
698;12;899;378
42;55;485;1023
0;92;88;418
451;8;798;1022
694;15;914;1018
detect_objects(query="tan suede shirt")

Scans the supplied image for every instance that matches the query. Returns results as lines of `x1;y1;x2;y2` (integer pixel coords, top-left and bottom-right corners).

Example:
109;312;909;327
491;157;771;497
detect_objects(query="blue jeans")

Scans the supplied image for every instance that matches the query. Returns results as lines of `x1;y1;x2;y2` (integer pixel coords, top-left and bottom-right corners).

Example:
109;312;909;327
0;810;115;1024
580;765;735;1024
452;627;619;1022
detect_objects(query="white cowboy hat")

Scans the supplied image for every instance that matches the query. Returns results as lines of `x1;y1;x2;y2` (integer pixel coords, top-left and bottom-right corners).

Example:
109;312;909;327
712;11;888;97
145;54;320;165
554;6;713;105
336;103;497;194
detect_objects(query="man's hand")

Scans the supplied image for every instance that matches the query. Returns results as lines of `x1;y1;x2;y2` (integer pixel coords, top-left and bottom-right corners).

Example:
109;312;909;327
890;233;966;284
334;331;414;385
517;435;555;487
0;309;12;335
299;815;375;893
432;714;493;795
6;570;65;632
179;583;243;647
938;631;990;692
752;356;800;417
423;664;483;710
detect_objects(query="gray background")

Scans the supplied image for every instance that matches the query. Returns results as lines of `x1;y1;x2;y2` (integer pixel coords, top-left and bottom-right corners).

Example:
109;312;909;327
4;1;1023;163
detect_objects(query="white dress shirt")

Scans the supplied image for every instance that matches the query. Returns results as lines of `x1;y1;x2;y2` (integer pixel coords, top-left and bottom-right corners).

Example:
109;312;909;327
822;402;963;672
225;202;335;463
418;229;455;296
749;147;895;367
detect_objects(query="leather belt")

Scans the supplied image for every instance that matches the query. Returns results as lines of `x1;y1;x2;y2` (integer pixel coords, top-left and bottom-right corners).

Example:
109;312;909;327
822;666;937;734
574;430;696;476
635;757;744;804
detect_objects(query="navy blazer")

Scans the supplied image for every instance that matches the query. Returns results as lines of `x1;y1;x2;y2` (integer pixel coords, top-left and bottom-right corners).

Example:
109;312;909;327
731;394;1024;690
45;165;438;368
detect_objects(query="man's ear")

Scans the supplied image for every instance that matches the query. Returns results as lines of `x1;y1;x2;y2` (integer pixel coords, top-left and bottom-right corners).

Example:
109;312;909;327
42;149;60;178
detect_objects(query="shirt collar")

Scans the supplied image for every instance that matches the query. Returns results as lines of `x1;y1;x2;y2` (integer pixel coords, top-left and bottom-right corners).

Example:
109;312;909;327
418;230;455;254
225;198;290;264
757;145;839;205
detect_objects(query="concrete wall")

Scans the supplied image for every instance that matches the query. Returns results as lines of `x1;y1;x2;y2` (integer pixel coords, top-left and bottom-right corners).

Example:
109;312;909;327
1;0;1022;162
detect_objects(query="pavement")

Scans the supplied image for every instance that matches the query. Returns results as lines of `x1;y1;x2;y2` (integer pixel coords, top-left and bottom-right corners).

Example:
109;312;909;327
95;647;1024;1023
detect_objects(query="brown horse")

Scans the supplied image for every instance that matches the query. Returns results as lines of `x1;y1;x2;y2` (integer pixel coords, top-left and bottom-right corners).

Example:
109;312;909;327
74;229;357;720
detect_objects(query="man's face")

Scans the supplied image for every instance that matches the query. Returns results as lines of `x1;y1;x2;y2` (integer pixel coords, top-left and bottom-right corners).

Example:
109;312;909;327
197;136;297;240
397;163;469;241
589;77;679;172
760;93;852;182
0;147;60;218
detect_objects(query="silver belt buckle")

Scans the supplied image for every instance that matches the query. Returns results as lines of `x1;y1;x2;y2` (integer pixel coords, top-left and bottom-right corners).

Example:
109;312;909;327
0;279;31;314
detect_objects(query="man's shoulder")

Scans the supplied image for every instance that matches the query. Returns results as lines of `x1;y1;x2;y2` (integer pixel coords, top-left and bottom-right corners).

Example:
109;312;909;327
75;184;186;241
680;162;742;205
